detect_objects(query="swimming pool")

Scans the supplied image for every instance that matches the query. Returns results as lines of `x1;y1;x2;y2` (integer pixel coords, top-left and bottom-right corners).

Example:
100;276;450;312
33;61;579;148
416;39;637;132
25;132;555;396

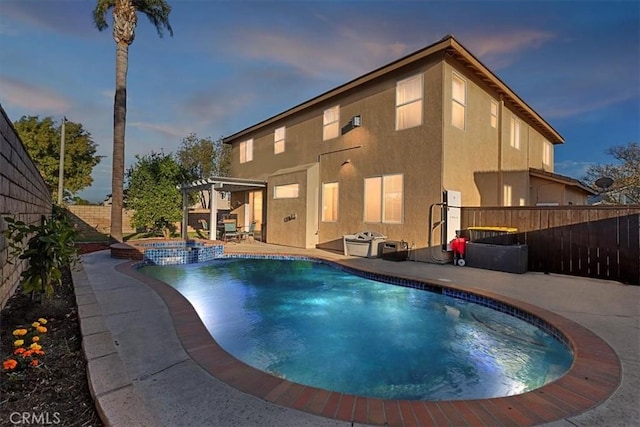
140;257;573;401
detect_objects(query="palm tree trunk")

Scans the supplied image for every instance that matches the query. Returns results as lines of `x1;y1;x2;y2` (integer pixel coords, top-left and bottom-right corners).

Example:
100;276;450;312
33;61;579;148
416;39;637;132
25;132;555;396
110;41;128;243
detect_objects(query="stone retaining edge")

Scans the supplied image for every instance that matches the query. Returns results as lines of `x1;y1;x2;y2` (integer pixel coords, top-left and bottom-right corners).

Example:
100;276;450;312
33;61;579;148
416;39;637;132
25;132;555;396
71;259;157;427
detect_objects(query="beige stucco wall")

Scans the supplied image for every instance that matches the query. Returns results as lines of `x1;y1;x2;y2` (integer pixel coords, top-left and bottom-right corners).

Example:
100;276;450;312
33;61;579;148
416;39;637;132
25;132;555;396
266;165;318;248
227;50;565;254
441;60;559;208
529;176;588;205
232;55;447;252
442;61;500;206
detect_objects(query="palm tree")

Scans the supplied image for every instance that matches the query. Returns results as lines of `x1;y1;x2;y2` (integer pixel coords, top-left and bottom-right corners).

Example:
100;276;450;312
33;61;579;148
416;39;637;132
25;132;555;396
93;0;173;242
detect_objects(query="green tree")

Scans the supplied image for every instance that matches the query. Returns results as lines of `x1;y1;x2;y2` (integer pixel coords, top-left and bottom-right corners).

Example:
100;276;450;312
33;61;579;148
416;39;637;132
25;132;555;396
13;116;101;202
176;133;232;208
585;142;640;204
126;151;186;237
93;0;173;243
176;133;232;179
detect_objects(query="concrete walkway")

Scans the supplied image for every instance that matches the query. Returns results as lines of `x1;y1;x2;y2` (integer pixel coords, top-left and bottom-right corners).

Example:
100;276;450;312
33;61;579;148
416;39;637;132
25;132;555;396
72;242;639;426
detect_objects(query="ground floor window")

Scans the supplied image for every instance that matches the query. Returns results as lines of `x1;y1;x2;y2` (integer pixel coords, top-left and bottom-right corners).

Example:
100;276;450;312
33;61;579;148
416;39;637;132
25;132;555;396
274;183;299;199
322;182;339;222
503;184;512;206
364;174;403;223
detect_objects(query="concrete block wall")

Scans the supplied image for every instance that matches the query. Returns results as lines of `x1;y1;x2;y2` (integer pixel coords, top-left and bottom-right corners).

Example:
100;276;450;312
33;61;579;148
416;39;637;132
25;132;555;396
0;103;53;309
67;205;136;236
67;207;216;238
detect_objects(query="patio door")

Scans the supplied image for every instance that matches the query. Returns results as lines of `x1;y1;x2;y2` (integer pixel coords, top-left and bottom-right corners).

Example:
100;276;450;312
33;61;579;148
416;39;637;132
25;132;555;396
248;190;263;240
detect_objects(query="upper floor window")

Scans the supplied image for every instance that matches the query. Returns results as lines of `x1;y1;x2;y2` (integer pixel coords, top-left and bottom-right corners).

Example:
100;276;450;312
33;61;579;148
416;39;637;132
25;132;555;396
510;118;520;150
322;182;339;222
364;174;403;223
239;138;253;163
274;126;285;154
273;183;299;199
396;74;423;130
543;140;551;166
323;106;340;140
490;100;498;128
451;73;466;129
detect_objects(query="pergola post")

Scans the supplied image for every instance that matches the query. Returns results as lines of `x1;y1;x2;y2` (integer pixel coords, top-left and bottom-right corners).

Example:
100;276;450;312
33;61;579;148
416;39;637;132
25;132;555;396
182;189;189;239
209;184;217;240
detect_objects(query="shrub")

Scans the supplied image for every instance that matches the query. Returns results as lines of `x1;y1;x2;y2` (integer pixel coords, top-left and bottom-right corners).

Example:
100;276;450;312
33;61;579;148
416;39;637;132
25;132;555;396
3;206;79;299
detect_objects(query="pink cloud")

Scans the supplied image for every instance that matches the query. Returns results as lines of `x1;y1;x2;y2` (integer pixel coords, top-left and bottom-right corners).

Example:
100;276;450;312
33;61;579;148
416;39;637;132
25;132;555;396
0;76;70;113
542;92;636;119
129;121;187;140
463;30;556;69
226;29;411;80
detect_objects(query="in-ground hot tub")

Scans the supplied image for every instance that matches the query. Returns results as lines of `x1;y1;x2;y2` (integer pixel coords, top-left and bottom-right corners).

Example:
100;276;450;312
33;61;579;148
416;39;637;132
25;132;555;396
110;239;223;265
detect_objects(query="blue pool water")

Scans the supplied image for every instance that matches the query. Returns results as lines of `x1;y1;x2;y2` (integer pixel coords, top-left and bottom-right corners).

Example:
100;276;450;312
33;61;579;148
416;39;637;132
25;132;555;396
141;258;573;400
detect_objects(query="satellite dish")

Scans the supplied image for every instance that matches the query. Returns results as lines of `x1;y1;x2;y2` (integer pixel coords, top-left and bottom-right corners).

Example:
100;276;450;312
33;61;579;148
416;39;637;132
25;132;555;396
595;177;614;189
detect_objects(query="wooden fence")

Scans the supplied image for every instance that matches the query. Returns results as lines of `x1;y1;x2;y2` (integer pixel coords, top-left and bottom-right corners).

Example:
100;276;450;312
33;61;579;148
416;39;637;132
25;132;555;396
461;206;640;285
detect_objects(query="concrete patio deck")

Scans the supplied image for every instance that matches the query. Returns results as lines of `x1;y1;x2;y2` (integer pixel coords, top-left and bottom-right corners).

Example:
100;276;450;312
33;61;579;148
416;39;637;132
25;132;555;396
72;241;639;426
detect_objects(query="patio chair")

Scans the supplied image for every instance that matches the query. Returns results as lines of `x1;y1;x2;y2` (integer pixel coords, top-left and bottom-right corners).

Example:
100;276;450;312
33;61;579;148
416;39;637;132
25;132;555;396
240;221;256;241
223;220;239;242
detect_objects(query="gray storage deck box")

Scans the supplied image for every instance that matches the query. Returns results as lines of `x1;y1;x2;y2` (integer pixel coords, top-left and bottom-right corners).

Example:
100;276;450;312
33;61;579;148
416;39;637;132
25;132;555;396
343;232;386;258
465;242;528;274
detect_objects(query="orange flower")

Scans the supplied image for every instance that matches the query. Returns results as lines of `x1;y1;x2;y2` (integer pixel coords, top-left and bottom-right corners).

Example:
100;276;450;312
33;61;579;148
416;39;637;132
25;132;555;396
13;340;24;347
29;343;42;351
38;318;48;325
29;360;39;367
3;359;18;370
36;326;47;333
12;329;28;336
34;350;45;356
32;336;40;342
14;347;26;355
22;350;34;358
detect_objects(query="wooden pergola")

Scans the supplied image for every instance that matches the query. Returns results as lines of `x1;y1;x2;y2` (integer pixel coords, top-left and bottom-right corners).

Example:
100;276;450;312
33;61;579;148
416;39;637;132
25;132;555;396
177;177;266;240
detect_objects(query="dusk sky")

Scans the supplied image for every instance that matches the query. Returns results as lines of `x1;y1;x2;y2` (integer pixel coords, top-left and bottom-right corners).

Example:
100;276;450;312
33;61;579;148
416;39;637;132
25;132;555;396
1;1;638;203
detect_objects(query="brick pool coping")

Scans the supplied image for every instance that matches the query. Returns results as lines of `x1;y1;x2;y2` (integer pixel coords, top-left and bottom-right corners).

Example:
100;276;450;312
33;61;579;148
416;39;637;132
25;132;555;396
116;254;621;427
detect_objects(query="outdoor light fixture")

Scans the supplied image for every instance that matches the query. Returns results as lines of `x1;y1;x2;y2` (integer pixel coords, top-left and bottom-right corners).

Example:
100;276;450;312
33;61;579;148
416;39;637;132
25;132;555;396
352;115;361;127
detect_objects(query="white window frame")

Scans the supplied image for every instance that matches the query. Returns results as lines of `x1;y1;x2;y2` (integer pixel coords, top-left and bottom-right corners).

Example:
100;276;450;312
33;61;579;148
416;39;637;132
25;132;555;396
274;126;285;154
323;105;340;141
396;74;423;130
239;138;253;163
273;183;299;199
490;100;498;128
451;72;466;130
322;182;339;222
510;118;520;150
364;174;403;224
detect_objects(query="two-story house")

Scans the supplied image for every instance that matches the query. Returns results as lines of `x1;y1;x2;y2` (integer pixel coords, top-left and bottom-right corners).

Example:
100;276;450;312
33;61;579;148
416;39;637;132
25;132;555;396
197;35;593;258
